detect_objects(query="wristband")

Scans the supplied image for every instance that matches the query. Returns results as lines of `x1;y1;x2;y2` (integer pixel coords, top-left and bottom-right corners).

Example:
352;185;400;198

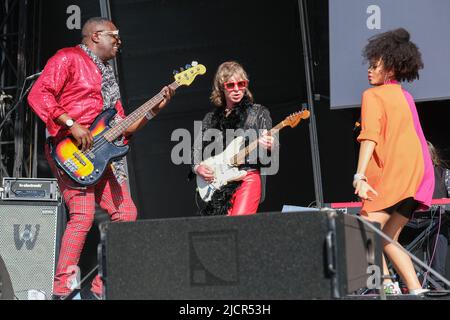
353;173;368;188
353;173;367;182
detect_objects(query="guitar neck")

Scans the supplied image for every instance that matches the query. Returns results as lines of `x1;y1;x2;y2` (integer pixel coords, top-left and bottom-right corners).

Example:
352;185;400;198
104;81;179;141
232;121;285;166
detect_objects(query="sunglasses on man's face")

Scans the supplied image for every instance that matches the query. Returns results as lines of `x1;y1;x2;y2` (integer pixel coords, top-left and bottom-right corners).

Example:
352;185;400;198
223;80;248;91
95;30;121;41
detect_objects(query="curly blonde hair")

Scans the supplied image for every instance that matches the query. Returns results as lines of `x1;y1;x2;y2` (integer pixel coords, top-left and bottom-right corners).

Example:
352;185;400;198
210;61;254;107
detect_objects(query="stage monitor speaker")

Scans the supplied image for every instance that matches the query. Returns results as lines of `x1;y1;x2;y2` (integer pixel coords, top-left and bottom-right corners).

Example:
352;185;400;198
0;200;65;300
100;210;382;299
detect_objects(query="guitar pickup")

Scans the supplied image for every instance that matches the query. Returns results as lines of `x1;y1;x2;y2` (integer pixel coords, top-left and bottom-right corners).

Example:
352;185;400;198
63;159;78;173
73;152;87;166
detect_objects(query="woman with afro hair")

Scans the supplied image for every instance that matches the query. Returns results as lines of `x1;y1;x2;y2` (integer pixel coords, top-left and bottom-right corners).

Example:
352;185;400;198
353;28;435;295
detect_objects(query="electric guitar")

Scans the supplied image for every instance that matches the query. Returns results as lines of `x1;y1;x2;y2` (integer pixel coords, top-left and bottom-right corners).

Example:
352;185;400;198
196;109;310;202
52;62;206;186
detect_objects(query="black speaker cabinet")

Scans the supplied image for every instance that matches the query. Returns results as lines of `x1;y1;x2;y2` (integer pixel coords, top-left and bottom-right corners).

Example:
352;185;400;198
0;200;65;300
100;210;381;299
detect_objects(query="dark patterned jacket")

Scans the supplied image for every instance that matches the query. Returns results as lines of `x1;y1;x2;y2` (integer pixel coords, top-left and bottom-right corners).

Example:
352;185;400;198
191;97;272;174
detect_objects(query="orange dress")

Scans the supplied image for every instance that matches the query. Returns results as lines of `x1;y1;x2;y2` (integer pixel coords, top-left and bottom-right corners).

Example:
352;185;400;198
357;84;434;214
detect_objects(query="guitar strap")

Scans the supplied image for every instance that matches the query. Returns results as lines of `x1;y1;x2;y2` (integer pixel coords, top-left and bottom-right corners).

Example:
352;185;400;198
244;104;260;129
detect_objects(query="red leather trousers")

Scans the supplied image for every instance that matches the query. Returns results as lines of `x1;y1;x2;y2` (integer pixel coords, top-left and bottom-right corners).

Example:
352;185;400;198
228;170;261;216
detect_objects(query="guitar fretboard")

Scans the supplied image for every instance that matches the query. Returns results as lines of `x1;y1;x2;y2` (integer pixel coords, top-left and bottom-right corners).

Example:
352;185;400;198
103;82;179;141
231;121;285;166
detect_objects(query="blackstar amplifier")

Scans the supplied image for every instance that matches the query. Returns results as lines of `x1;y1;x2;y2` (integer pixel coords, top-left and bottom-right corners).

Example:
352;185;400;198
1;178;59;202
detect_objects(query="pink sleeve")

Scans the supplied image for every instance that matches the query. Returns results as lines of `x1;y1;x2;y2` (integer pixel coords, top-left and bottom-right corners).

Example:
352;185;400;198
27;50;71;124
115;99;126;119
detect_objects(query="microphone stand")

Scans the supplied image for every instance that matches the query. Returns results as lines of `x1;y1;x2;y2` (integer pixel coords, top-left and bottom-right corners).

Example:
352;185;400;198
0;73;41;131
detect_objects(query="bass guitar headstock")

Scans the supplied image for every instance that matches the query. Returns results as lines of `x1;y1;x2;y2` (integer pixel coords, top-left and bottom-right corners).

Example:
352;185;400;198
173;61;206;87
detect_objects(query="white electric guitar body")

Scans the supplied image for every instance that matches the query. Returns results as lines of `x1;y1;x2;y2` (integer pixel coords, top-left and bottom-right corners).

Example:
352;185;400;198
196;110;310;202
196;136;248;202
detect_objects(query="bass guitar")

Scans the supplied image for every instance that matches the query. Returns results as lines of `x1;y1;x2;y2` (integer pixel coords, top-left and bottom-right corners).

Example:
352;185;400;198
52;62;206;186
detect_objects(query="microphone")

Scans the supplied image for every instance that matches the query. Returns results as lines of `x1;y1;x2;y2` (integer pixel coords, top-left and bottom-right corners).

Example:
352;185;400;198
25;71;42;80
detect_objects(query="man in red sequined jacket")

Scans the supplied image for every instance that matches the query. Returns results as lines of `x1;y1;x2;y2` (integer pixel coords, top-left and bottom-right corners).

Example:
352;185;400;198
28;17;173;300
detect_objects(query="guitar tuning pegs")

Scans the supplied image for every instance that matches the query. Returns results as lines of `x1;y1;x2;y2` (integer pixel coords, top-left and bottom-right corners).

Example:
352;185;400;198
180;67;185;72
185;64;192;69
191;61;198;66
173;70;179;75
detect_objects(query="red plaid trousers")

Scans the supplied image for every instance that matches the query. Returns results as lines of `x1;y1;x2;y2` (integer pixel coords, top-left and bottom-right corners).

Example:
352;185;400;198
46;145;137;296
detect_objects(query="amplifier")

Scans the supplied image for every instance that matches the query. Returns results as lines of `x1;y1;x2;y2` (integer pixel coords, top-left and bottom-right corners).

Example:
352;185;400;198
1;178;59;202
0;200;65;299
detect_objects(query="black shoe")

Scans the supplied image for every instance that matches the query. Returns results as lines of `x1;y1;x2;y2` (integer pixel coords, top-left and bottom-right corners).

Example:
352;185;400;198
81;290;102;300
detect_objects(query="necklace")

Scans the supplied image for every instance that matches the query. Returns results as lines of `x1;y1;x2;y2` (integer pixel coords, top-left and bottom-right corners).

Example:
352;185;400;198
224;107;233;116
